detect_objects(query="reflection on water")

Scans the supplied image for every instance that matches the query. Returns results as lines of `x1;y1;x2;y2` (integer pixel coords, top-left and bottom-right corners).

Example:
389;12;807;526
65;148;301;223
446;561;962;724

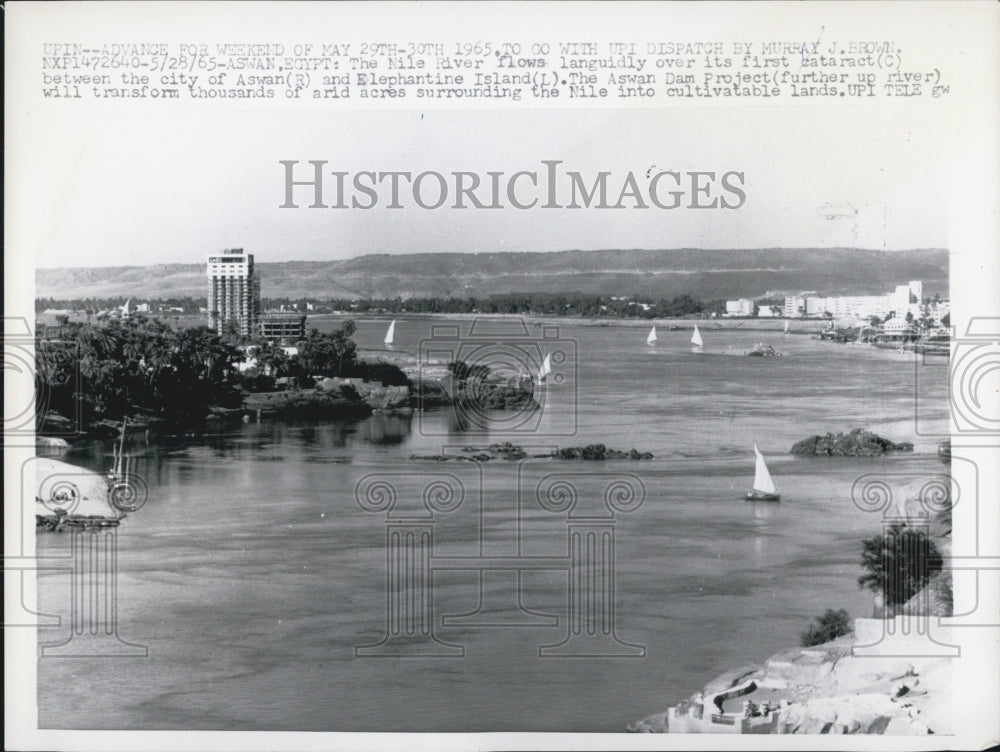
360;412;412;445
36;320;949;732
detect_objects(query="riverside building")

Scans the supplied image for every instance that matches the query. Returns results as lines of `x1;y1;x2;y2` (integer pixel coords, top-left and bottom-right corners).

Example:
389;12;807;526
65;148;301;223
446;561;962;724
207;249;260;337
258;312;307;344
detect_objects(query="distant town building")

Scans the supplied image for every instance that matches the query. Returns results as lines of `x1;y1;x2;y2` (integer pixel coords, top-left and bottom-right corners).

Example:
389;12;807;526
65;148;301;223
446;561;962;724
783;296;805;318
258;312;306;343
724;299;755;317
782;281;939;322
805;297;828;316
931;299;950;325
207;249;260;337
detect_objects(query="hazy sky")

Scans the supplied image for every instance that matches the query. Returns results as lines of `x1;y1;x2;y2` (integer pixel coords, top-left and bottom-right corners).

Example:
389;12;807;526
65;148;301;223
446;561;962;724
23;105;950;269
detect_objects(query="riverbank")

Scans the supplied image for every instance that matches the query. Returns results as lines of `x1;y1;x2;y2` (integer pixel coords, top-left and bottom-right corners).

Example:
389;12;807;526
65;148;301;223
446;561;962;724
629;628;953;735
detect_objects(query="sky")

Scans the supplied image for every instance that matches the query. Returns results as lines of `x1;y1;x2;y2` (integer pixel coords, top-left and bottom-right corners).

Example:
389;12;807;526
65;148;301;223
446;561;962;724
21;104;951;269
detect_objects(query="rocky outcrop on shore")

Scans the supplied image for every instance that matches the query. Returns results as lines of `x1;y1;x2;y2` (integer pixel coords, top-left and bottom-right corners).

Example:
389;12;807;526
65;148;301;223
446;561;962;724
243;387;372;419
631;473;954;736
629;634;952;735
412;379;453;408
35;457;124;531
317;378;412;414
791;429;913;456
453;381;539;413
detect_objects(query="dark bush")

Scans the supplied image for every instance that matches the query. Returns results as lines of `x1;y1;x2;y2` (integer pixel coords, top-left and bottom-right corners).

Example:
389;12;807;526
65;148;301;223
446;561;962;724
800;608;852;647
347;360;411;387
858;525;944;606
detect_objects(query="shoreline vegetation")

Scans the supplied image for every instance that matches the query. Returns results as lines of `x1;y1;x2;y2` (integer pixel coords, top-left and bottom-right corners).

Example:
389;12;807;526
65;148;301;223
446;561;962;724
33;316;547;440
34;311;942;442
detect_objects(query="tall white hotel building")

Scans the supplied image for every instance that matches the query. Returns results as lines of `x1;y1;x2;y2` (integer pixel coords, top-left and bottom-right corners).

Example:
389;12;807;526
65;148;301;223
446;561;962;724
207;249;260;337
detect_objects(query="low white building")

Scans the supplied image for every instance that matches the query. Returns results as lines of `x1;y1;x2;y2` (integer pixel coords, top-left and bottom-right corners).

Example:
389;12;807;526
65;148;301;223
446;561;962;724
725;299;755;317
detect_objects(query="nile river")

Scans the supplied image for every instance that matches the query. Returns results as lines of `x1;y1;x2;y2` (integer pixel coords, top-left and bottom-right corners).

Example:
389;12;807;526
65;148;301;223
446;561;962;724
36;317;949;731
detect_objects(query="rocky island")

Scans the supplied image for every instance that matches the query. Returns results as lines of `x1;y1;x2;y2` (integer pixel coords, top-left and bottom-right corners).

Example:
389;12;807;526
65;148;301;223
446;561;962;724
791;429;913;456
747;343;781;357
410;442;654;462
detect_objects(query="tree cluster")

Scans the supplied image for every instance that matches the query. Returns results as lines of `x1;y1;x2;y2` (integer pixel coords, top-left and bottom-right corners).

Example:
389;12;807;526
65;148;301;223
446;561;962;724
326;293;710;318
36;317;243;429
39;293;716;320
858;525;944;607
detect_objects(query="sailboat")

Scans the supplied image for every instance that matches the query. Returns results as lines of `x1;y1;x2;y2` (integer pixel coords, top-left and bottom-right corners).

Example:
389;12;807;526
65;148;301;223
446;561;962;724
384;319;396;347
745;444;780;501
538;353;552;382
691;325;704;349
646;326;657;345
783;320;789;335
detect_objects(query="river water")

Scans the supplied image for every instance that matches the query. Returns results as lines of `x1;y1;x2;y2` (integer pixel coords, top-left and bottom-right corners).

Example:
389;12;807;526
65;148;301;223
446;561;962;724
36;317;949;731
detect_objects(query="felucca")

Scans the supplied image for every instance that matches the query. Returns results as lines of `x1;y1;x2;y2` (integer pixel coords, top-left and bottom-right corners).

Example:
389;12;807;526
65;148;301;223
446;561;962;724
745;444;780;501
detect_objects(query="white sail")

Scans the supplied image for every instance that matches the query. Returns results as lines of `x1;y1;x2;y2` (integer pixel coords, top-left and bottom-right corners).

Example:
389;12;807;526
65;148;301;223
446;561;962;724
752;444;777;495
783;320;789;334
646;326;657;345
538;353;552;382
691;325;703;348
384;319;396;346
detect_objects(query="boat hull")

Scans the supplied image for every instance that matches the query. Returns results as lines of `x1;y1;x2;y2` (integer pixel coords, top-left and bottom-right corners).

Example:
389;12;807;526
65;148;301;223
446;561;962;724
745;490;780;501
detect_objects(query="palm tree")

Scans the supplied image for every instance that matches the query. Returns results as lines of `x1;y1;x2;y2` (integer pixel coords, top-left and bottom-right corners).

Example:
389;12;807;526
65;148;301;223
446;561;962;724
251;340;288;377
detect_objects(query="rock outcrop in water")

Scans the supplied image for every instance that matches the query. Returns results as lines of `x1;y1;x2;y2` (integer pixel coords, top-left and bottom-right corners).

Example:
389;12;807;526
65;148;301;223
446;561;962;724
556;444;654;460
790;429;913;456
747;343;781;357
409;442;654;462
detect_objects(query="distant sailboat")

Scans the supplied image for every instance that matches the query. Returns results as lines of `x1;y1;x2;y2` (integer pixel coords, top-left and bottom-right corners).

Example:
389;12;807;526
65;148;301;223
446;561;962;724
647;326;657;345
538;353;552;382
746;444;780;501
783;320;789;335
691;325;704;349
384;319;396;346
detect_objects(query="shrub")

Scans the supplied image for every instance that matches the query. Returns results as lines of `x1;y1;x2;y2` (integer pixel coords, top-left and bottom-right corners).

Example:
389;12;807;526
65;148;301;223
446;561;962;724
800;608;852;647
858;525;944;606
348;360;411;387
